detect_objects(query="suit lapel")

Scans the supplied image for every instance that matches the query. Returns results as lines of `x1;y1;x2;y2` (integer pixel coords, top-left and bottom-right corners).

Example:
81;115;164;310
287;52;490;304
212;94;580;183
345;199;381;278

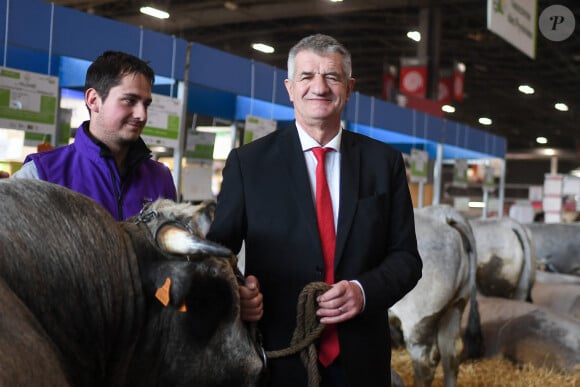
335;130;360;268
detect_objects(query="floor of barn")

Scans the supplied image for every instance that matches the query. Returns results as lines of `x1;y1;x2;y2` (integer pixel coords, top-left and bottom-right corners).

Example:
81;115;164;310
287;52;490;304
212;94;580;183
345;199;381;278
391;348;579;386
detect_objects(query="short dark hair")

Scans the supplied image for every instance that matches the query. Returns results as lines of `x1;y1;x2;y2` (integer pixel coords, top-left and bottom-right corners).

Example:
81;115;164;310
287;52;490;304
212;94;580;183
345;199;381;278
84;51;155;102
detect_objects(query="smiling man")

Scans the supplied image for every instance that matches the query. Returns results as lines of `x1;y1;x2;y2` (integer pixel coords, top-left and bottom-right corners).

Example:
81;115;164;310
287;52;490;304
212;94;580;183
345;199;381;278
13;51;177;220
208;34;422;387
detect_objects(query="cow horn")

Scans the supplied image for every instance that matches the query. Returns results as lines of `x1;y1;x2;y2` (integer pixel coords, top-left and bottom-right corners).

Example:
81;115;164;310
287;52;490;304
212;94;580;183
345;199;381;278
156;225;232;257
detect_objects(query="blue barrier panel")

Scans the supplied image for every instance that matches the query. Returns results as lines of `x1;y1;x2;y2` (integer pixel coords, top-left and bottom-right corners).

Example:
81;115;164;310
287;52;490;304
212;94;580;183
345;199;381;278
140;29;187;81
3;0;52;53
235;95;294;121
0;45;58;75
188;85;236;120
189;42;251;96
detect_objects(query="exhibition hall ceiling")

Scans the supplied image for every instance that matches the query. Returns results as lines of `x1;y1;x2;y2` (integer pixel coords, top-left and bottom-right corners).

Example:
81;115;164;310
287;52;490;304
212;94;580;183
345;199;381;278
49;0;579;157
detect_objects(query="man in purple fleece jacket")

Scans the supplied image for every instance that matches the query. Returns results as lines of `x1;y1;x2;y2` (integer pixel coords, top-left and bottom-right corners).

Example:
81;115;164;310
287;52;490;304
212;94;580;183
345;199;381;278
13;51;177;220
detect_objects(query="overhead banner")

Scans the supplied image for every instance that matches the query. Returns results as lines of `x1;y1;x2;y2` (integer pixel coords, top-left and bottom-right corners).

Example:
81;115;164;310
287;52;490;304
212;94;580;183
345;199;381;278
141;93;182;149
453;61;466;102
0;67;59;138
487;0;538;59
382;64;397;102
437;69;453;105
399;57;427;98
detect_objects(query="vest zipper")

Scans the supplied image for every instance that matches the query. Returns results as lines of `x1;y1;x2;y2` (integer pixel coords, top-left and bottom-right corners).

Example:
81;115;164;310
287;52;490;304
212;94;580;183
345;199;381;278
106;160;124;221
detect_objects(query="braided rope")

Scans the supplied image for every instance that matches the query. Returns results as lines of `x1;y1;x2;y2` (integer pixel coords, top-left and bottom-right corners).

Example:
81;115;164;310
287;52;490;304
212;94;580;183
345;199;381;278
264;281;331;387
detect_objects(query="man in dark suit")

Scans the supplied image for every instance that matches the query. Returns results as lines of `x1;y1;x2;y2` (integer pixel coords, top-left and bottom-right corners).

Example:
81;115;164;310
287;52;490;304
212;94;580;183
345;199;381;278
207;34;422;387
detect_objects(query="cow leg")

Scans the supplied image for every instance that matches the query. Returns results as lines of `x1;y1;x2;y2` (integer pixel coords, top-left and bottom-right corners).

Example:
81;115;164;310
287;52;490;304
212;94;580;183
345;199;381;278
437;302;465;387
407;342;438;387
405;318;440;387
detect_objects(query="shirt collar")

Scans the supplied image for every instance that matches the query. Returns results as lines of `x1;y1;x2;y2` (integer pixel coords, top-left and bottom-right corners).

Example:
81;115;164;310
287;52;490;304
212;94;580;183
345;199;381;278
295;121;342;152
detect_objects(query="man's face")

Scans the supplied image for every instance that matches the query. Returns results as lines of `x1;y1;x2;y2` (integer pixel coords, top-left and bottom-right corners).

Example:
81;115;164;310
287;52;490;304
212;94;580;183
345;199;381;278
86;73;152;146
285;50;354;127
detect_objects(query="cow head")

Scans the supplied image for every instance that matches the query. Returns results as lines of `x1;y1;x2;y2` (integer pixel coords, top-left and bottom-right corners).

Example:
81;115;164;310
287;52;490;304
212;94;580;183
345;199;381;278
133;199;232;260
128;199;265;386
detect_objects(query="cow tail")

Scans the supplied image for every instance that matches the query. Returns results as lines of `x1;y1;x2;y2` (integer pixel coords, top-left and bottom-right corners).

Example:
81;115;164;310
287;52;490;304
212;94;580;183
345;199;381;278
448;216;484;360
509;220;537;302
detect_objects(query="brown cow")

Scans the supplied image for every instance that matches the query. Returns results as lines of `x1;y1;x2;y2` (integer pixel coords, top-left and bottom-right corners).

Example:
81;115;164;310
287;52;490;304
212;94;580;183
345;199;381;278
0;179;264;386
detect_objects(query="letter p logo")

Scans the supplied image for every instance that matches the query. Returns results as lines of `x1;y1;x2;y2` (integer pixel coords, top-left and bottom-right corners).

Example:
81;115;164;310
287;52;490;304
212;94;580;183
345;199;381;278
539;5;575;42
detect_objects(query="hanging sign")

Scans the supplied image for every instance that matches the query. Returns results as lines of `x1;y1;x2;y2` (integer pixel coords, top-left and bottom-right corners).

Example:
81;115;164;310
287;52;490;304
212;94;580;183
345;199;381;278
438;69;453;105
141;93;182;149
409;148;429;183
487;0;537;59
482;164;496;191
399;57;427;98
244;115;276;143
0;67;58;138
185;131;216;162
453;62;466;102
382;64;397;101
453;159;469;188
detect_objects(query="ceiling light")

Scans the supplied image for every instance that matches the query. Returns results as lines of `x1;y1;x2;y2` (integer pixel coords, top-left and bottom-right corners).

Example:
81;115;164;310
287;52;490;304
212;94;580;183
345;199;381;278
518;85;535;94
442;104;455;113
140;6;170;19
251;43;274;54
554;102;569;111
478;117;492;125
224;1;238;11
329;0;344;2
536;136;547;144
406;31;421;42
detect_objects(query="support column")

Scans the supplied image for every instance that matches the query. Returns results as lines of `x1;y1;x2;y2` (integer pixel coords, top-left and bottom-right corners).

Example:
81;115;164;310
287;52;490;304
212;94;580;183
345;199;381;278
418;1;442;101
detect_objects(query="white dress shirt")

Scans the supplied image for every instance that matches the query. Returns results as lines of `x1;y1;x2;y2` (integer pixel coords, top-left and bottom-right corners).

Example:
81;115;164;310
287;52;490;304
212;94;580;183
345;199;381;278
296;123;341;231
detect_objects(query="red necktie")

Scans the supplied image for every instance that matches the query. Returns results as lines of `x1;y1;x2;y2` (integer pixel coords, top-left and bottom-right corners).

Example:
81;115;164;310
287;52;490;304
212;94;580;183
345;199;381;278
312;147;340;366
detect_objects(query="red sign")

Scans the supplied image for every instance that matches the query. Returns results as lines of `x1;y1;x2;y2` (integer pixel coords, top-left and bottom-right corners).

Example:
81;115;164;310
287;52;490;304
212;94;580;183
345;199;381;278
382;69;397;101
398;93;443;118
399;58;427;98
399;65;427;97
438;75;453;105
453;67;465;101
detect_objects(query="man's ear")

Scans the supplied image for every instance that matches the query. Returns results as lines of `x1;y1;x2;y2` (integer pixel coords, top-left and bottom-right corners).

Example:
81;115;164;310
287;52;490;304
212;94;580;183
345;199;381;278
85;88;101;113
345;78;356;100
284;78;294;102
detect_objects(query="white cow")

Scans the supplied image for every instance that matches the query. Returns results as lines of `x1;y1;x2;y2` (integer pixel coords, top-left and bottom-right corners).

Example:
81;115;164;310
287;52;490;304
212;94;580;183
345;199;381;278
468;218;536;301
390;205;482;387
465;295;580;373
535;269;580;285
532;271;580;320
526;223;580;275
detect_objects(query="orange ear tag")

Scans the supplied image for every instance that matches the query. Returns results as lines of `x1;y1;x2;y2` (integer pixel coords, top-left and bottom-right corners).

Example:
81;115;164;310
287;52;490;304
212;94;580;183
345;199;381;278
155;277;172;306
155;277;188;312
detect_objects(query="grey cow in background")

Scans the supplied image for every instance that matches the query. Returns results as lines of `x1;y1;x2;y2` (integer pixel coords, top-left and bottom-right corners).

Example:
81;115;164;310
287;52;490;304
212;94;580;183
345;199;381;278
0;179;264;387
390;205;482;387
525;222;580;276
468;217;536;301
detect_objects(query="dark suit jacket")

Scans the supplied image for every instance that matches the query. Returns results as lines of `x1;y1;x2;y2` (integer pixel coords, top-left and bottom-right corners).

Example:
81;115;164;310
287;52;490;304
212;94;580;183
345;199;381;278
208;125;422;387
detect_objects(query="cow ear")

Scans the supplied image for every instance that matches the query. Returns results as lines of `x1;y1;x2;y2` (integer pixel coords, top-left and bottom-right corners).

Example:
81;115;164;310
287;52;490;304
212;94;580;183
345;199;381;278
189;200;216;237
156;224;232;257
